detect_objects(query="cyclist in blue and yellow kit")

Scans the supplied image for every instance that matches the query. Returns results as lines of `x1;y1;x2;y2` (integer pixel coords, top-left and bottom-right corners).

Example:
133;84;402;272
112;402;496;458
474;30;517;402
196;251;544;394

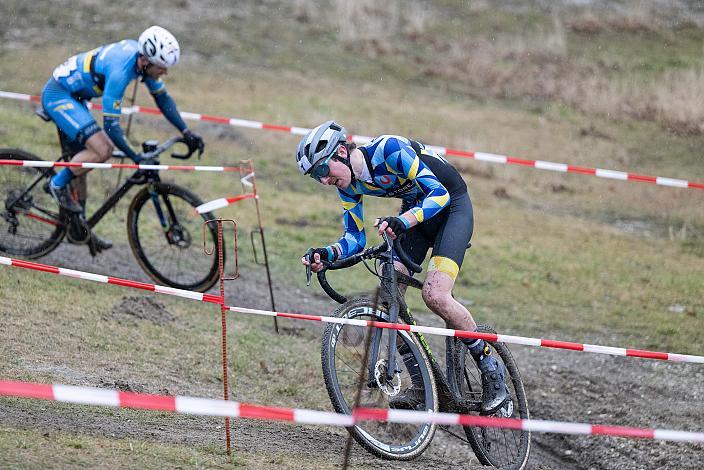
296;121;508;414
41;26;204;249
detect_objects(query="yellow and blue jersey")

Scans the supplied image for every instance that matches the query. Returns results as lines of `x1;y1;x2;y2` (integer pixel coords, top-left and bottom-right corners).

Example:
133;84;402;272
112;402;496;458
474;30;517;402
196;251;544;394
331;135;467;258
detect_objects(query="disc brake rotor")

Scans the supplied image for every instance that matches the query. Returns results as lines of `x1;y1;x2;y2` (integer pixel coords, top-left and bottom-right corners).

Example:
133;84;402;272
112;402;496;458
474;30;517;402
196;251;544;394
167;224;191;248
373;359;402;396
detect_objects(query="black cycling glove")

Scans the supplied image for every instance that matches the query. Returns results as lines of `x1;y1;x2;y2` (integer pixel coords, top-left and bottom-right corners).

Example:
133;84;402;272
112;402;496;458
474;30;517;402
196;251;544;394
378;216;408;236
182;129;205;156
305;247;337;263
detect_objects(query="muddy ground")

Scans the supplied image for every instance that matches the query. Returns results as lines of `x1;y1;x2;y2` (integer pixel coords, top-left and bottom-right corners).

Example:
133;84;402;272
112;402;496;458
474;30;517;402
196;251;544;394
1;242;702;469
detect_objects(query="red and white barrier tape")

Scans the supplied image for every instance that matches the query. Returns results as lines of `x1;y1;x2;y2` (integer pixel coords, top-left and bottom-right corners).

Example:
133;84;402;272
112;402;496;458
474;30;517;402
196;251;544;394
0;254;700;364
196;193;256;214
0;155;255;212
1;379;702;442
0;159;240;173
195;172;258;214
2;90;702;191
227;306;704;364
0;256;223;305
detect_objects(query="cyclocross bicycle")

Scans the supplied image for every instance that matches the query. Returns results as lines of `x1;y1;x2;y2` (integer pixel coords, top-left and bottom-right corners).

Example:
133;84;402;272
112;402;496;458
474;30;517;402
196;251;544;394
0;121;221;292
309;235;530;468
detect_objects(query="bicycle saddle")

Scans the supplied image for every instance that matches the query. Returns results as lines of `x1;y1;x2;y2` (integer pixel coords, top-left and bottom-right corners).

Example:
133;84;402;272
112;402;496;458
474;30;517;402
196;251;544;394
35;107;51;122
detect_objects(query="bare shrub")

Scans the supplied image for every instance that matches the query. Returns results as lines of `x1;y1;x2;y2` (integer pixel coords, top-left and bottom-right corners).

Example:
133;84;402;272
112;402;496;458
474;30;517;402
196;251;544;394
291;0;315;23
335;0;400;45
303;1;704;135
402;1;432;39
651;69;704;135
567;11;604;35
567;1;694;35
331;0;432;56
605;3;663;35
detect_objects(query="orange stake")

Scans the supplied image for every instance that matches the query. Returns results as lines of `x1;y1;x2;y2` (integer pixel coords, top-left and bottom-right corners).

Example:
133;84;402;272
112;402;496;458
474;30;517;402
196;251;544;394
204;218;239;455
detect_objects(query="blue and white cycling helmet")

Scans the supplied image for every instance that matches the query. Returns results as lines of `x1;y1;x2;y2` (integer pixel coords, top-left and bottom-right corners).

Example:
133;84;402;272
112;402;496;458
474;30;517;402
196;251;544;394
139;26;180;68
296;120;347;175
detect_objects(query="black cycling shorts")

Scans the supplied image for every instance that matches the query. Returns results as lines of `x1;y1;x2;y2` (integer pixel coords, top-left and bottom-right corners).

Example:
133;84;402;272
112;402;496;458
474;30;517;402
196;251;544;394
399;191;474;280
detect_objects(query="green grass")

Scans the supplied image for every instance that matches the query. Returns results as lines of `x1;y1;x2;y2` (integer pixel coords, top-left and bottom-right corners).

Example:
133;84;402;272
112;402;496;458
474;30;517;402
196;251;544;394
1;46;702;349
0;424;342;469
1;2;703;466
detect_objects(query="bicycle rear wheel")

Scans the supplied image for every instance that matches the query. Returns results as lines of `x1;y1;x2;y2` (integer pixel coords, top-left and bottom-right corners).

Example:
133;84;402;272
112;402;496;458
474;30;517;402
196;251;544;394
127;183;220;292
0;149;65;258
458;325;531;469
321;298;438;460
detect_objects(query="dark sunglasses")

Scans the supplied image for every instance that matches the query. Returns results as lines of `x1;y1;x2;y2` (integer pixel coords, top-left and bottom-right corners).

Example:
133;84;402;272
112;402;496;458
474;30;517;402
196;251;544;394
309;145;340;182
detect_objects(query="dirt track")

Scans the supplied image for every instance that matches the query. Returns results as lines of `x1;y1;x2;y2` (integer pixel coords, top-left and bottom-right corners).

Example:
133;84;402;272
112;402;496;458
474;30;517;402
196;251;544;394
1;242;702;469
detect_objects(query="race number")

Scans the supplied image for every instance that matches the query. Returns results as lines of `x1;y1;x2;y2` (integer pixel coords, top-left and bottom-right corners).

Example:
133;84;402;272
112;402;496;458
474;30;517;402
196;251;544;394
52;56;78;80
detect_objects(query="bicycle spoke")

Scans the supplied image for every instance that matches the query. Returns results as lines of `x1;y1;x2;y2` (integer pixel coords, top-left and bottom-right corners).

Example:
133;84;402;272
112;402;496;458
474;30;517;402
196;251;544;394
130;186;219;290
437;425;472;444
318;241;529;465
460;334;530;468
322;304;438;459
0;151;63;258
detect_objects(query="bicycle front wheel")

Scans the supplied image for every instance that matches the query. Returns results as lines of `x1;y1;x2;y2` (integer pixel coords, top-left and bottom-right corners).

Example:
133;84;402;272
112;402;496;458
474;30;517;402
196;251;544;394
459;325;531;469
127;183;220;292
321;298;438;460
0;149;64;258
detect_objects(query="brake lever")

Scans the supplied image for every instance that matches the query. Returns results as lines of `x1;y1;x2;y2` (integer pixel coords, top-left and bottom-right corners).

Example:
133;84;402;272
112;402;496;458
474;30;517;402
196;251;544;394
304;248;334;286
304;248;314;286
382;232;393;253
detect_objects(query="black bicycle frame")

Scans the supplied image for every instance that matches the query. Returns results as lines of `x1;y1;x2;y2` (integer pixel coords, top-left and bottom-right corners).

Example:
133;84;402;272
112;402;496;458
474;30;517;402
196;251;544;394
362;244;480;413
85;169;160;229
315;236;483;413
8;156;174;240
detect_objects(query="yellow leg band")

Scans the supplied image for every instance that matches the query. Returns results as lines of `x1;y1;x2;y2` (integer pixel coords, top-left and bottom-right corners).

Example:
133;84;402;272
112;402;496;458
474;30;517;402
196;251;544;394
428;256;459;280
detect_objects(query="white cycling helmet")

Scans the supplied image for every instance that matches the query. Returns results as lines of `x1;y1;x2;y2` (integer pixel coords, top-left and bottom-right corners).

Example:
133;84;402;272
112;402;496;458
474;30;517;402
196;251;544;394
296;120;348;175
138;26;180;68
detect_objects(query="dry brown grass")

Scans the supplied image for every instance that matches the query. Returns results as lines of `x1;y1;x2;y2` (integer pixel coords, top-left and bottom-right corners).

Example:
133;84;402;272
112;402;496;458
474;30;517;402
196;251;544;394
408;27;704;137
334;0;431;44
651;68;704;135
293;0;432;57
295;2;704;136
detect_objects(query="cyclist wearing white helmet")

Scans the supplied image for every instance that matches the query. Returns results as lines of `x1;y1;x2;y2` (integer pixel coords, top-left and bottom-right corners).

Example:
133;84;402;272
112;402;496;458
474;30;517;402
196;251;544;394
41;26;204;249
297;121;508;414
138;25;181;69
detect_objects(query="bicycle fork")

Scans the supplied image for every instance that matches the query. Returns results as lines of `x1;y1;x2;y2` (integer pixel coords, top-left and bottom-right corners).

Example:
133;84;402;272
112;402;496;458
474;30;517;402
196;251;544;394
148;185;188;247
366;256;403;387
148;185;170;232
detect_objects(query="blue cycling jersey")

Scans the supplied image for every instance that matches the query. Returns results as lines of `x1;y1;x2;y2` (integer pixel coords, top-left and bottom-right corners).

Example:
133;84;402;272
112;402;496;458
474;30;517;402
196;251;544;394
330;135;467;259
46;39;187;159
51;39;164;117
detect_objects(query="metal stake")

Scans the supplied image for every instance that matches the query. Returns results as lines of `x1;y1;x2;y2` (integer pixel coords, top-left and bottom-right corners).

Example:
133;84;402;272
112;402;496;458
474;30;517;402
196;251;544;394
204;218;239;455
